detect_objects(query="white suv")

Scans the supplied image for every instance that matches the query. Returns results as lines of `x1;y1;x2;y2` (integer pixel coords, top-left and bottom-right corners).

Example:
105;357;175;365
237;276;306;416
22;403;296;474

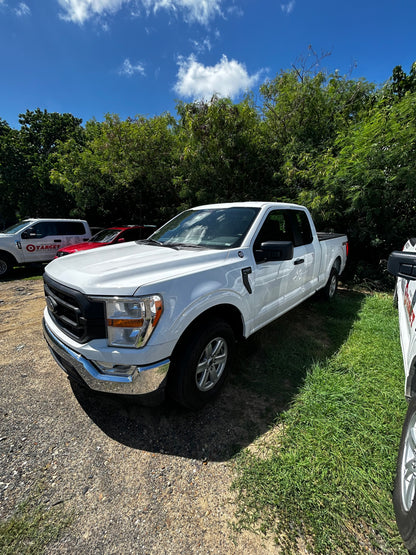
0;218;91;277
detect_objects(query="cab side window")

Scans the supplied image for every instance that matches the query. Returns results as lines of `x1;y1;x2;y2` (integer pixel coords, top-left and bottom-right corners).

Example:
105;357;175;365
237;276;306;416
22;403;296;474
254;211;293;262
55;222;87;235
30;222;57;238
254;212;292;246
290;210;313;247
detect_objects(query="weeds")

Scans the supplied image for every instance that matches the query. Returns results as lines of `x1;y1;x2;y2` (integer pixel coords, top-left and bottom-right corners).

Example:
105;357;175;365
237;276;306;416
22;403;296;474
0;482;73;554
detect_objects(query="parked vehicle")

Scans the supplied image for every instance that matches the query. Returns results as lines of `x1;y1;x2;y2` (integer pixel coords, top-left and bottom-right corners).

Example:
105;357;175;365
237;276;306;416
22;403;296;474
0;218;91;277
388;243;416;554
55;225;156;257
43;202;348;409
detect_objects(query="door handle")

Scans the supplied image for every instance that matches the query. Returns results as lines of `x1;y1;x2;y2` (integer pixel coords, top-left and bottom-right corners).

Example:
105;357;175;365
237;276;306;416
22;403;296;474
294;258;304;265
54;239;62;243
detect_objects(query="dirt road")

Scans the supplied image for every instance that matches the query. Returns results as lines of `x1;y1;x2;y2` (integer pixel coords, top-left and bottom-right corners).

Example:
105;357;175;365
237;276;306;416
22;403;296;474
0;278;277;553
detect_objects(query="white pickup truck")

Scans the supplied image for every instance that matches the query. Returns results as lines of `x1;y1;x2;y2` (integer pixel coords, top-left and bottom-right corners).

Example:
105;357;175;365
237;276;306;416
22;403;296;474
43;202;348;409
0;218;91;276
388;244;416;553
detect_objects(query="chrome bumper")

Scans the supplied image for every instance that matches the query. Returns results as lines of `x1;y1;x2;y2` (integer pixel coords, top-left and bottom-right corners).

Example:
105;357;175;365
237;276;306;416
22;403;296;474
43;318;169;396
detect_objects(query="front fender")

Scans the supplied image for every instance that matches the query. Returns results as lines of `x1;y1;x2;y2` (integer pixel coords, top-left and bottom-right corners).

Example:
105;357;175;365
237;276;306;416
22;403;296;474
169;288;250;341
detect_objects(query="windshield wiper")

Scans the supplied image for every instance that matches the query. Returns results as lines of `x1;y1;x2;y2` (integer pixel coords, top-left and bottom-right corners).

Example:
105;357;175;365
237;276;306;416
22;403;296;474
138;239;179;250
167;243;207;249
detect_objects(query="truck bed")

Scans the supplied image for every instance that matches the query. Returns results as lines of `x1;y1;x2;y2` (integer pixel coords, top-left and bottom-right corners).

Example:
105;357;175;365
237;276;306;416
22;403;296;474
317;232;346;241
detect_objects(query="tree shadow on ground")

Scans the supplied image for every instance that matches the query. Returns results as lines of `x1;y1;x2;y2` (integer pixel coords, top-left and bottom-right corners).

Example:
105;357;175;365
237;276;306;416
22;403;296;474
0;264;46;282
71;289;366;462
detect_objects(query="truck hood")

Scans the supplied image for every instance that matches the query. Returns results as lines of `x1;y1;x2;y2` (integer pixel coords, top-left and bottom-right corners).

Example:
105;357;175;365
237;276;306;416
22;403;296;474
45;242;234;296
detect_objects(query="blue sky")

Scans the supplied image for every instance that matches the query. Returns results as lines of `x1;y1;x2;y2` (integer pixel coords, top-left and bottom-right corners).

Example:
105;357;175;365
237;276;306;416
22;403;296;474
1;0;416;129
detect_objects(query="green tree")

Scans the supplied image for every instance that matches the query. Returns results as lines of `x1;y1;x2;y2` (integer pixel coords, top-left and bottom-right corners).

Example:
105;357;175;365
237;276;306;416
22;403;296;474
390;62;416;99
262;66;374;198
0;119;17;227
174;96;280;207
52;114;178;226
299;91;416;262
0;109;84;223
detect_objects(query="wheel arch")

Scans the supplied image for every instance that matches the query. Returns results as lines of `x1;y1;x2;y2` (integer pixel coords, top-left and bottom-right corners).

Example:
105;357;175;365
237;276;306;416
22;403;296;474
170;303;244;361
332;256;342;274
0;249;17;264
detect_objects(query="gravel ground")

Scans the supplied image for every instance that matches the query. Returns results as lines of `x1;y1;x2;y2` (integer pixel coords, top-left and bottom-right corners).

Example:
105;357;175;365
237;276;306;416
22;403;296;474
0;278;278;554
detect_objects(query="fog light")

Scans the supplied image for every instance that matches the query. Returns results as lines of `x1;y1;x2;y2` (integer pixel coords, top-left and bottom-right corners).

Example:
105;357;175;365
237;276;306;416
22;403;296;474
94;361;137;376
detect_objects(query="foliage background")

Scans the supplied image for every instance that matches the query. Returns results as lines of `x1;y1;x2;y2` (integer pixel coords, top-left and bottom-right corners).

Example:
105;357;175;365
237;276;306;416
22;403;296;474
1;55;416;281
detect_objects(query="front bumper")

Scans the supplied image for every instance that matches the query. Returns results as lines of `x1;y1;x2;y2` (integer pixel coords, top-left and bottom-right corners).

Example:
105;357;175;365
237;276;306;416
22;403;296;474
43;318;170;396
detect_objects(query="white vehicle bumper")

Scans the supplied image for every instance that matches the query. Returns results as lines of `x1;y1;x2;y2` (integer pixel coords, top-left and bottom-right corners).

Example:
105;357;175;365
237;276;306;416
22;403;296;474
43;318;170;396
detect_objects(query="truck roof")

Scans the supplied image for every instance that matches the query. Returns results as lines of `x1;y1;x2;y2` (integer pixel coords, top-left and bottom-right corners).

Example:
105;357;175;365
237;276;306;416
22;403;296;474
22;218;88;222
193;201;306;210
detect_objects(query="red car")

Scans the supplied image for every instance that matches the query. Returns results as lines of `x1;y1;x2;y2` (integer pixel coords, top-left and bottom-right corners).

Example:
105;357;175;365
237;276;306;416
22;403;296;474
55;225;156;258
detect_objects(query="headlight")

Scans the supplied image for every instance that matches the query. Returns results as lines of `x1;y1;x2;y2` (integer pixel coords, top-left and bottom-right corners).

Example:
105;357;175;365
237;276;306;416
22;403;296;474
104;295;163;348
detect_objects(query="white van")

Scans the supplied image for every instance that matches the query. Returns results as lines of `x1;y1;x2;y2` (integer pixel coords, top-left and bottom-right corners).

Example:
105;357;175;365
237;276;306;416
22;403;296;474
0;218;91;276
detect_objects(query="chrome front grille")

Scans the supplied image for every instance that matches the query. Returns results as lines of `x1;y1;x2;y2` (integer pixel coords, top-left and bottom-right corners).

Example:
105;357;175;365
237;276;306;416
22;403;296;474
43;274;105;343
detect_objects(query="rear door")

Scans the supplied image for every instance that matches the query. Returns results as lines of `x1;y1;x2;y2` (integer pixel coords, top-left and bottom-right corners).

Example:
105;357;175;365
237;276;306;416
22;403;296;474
55;221;90;247
288;210;320;297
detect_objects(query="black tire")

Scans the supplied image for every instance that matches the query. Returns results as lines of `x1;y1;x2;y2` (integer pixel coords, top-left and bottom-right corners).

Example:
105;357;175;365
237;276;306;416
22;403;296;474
0;252;14;277
393;396;416;554
322;267;338;300
168;319;235;410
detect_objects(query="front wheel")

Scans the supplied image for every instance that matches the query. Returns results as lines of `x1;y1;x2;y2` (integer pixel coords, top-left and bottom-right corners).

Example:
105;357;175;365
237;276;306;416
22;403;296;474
168;319;235;410
0;253;14;277
393;396;416;554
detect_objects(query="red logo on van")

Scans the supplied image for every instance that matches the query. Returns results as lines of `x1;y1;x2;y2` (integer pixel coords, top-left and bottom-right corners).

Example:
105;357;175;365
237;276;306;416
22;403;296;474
26;244;58;252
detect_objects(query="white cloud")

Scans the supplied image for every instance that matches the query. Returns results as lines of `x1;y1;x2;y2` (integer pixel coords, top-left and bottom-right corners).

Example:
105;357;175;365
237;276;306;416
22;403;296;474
281;1;295;15
174;54;261;100
142;0;222;24
15;2;31;16
57;0;222;24
226;5;243;17
119;58;145;76
190;37;212;54
58;0;124;24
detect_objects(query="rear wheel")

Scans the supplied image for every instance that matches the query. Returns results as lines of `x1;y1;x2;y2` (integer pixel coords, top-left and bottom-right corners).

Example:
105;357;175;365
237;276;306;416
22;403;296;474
168;319;235;409
322;267;338;300
393;396;416;554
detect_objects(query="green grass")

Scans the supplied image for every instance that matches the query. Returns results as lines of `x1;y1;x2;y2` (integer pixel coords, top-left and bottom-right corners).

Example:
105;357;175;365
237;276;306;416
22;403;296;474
0;483;73;554
232;293;407;553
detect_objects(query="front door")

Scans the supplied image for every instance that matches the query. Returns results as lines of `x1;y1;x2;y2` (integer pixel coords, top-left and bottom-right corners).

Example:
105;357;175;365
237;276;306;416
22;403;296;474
21;221;62;262
250;209;312;333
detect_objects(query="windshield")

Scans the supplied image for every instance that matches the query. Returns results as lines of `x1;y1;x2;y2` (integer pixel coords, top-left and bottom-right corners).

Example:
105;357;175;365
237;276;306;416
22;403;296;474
2;220;31;234
149;207;260;249
91;229;120;243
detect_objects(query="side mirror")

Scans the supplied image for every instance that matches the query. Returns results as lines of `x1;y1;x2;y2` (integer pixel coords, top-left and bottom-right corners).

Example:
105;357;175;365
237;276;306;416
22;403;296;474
256;241;294;262
117;238;126;243
388;251;416;280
